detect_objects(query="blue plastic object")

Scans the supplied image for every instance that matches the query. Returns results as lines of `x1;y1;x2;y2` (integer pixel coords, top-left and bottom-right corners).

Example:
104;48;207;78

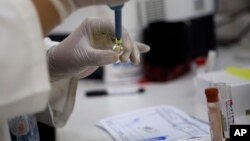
110;5;124;39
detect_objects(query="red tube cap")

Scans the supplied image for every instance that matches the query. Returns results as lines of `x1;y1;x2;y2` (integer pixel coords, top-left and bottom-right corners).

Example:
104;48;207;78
205;88;219;102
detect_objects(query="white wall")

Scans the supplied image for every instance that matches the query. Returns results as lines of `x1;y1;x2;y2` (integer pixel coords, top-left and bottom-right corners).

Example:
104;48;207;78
51;1;142;41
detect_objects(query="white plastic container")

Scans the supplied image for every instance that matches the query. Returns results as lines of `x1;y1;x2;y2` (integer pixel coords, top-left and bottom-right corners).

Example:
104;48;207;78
194;70;250;124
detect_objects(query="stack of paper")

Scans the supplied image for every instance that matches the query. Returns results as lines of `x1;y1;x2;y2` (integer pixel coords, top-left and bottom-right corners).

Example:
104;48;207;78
97;106;210;141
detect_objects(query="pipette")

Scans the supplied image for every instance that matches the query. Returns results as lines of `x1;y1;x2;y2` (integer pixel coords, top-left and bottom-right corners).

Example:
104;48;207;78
110;5;124;55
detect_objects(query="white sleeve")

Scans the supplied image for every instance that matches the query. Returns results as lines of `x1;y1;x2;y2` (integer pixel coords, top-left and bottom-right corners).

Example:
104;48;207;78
36;38;78;128
0;121;11;141
0;0;50;122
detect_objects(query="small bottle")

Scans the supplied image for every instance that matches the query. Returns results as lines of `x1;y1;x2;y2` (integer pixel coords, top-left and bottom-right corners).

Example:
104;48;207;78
205;88;223;141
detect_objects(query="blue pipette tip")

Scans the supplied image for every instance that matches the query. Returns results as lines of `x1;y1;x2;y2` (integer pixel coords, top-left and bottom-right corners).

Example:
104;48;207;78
110;4;124;39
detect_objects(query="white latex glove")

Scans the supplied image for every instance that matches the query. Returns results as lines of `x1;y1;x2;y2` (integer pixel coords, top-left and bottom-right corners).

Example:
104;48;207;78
50;0;128;20
47;17;150;81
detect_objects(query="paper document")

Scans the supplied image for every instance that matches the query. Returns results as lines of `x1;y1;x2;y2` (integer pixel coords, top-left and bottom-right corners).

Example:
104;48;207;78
97;106;209;141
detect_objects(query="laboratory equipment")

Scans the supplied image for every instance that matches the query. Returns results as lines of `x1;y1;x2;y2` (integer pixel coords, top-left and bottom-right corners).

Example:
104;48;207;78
205;88;223;141
137;0;214;27
137;0;216;82
195;70;250;123
214;83;234;140
110;5;124;55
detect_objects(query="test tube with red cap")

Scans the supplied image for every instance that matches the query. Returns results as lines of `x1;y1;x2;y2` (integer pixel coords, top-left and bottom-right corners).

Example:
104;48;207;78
205;88;224;141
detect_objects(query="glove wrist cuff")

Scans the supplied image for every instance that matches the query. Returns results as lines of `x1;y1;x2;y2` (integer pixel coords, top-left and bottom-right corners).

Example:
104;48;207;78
49;0;76;21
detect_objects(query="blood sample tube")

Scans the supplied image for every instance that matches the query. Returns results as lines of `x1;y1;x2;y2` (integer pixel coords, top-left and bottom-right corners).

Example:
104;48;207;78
205;88;224;141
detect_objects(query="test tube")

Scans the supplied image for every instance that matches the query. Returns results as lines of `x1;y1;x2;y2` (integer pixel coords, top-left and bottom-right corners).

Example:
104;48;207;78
205;88;223;141
214;83;234;140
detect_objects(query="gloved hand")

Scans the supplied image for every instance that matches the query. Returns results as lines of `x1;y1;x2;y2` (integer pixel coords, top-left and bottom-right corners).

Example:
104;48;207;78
47;17;150;82
50;0;128;20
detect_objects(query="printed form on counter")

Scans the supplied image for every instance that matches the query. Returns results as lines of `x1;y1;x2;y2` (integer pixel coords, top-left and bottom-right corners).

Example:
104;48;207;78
97;106;210;141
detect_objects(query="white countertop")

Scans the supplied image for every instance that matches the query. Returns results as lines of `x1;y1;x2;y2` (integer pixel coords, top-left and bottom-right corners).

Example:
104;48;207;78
56;46;250;141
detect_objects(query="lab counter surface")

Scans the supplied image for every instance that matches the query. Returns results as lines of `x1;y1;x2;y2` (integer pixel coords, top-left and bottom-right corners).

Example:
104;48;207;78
56;46;250;141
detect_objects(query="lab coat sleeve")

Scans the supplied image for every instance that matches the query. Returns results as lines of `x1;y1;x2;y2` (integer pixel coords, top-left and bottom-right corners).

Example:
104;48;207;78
36;38;78;127
0;0;50;122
